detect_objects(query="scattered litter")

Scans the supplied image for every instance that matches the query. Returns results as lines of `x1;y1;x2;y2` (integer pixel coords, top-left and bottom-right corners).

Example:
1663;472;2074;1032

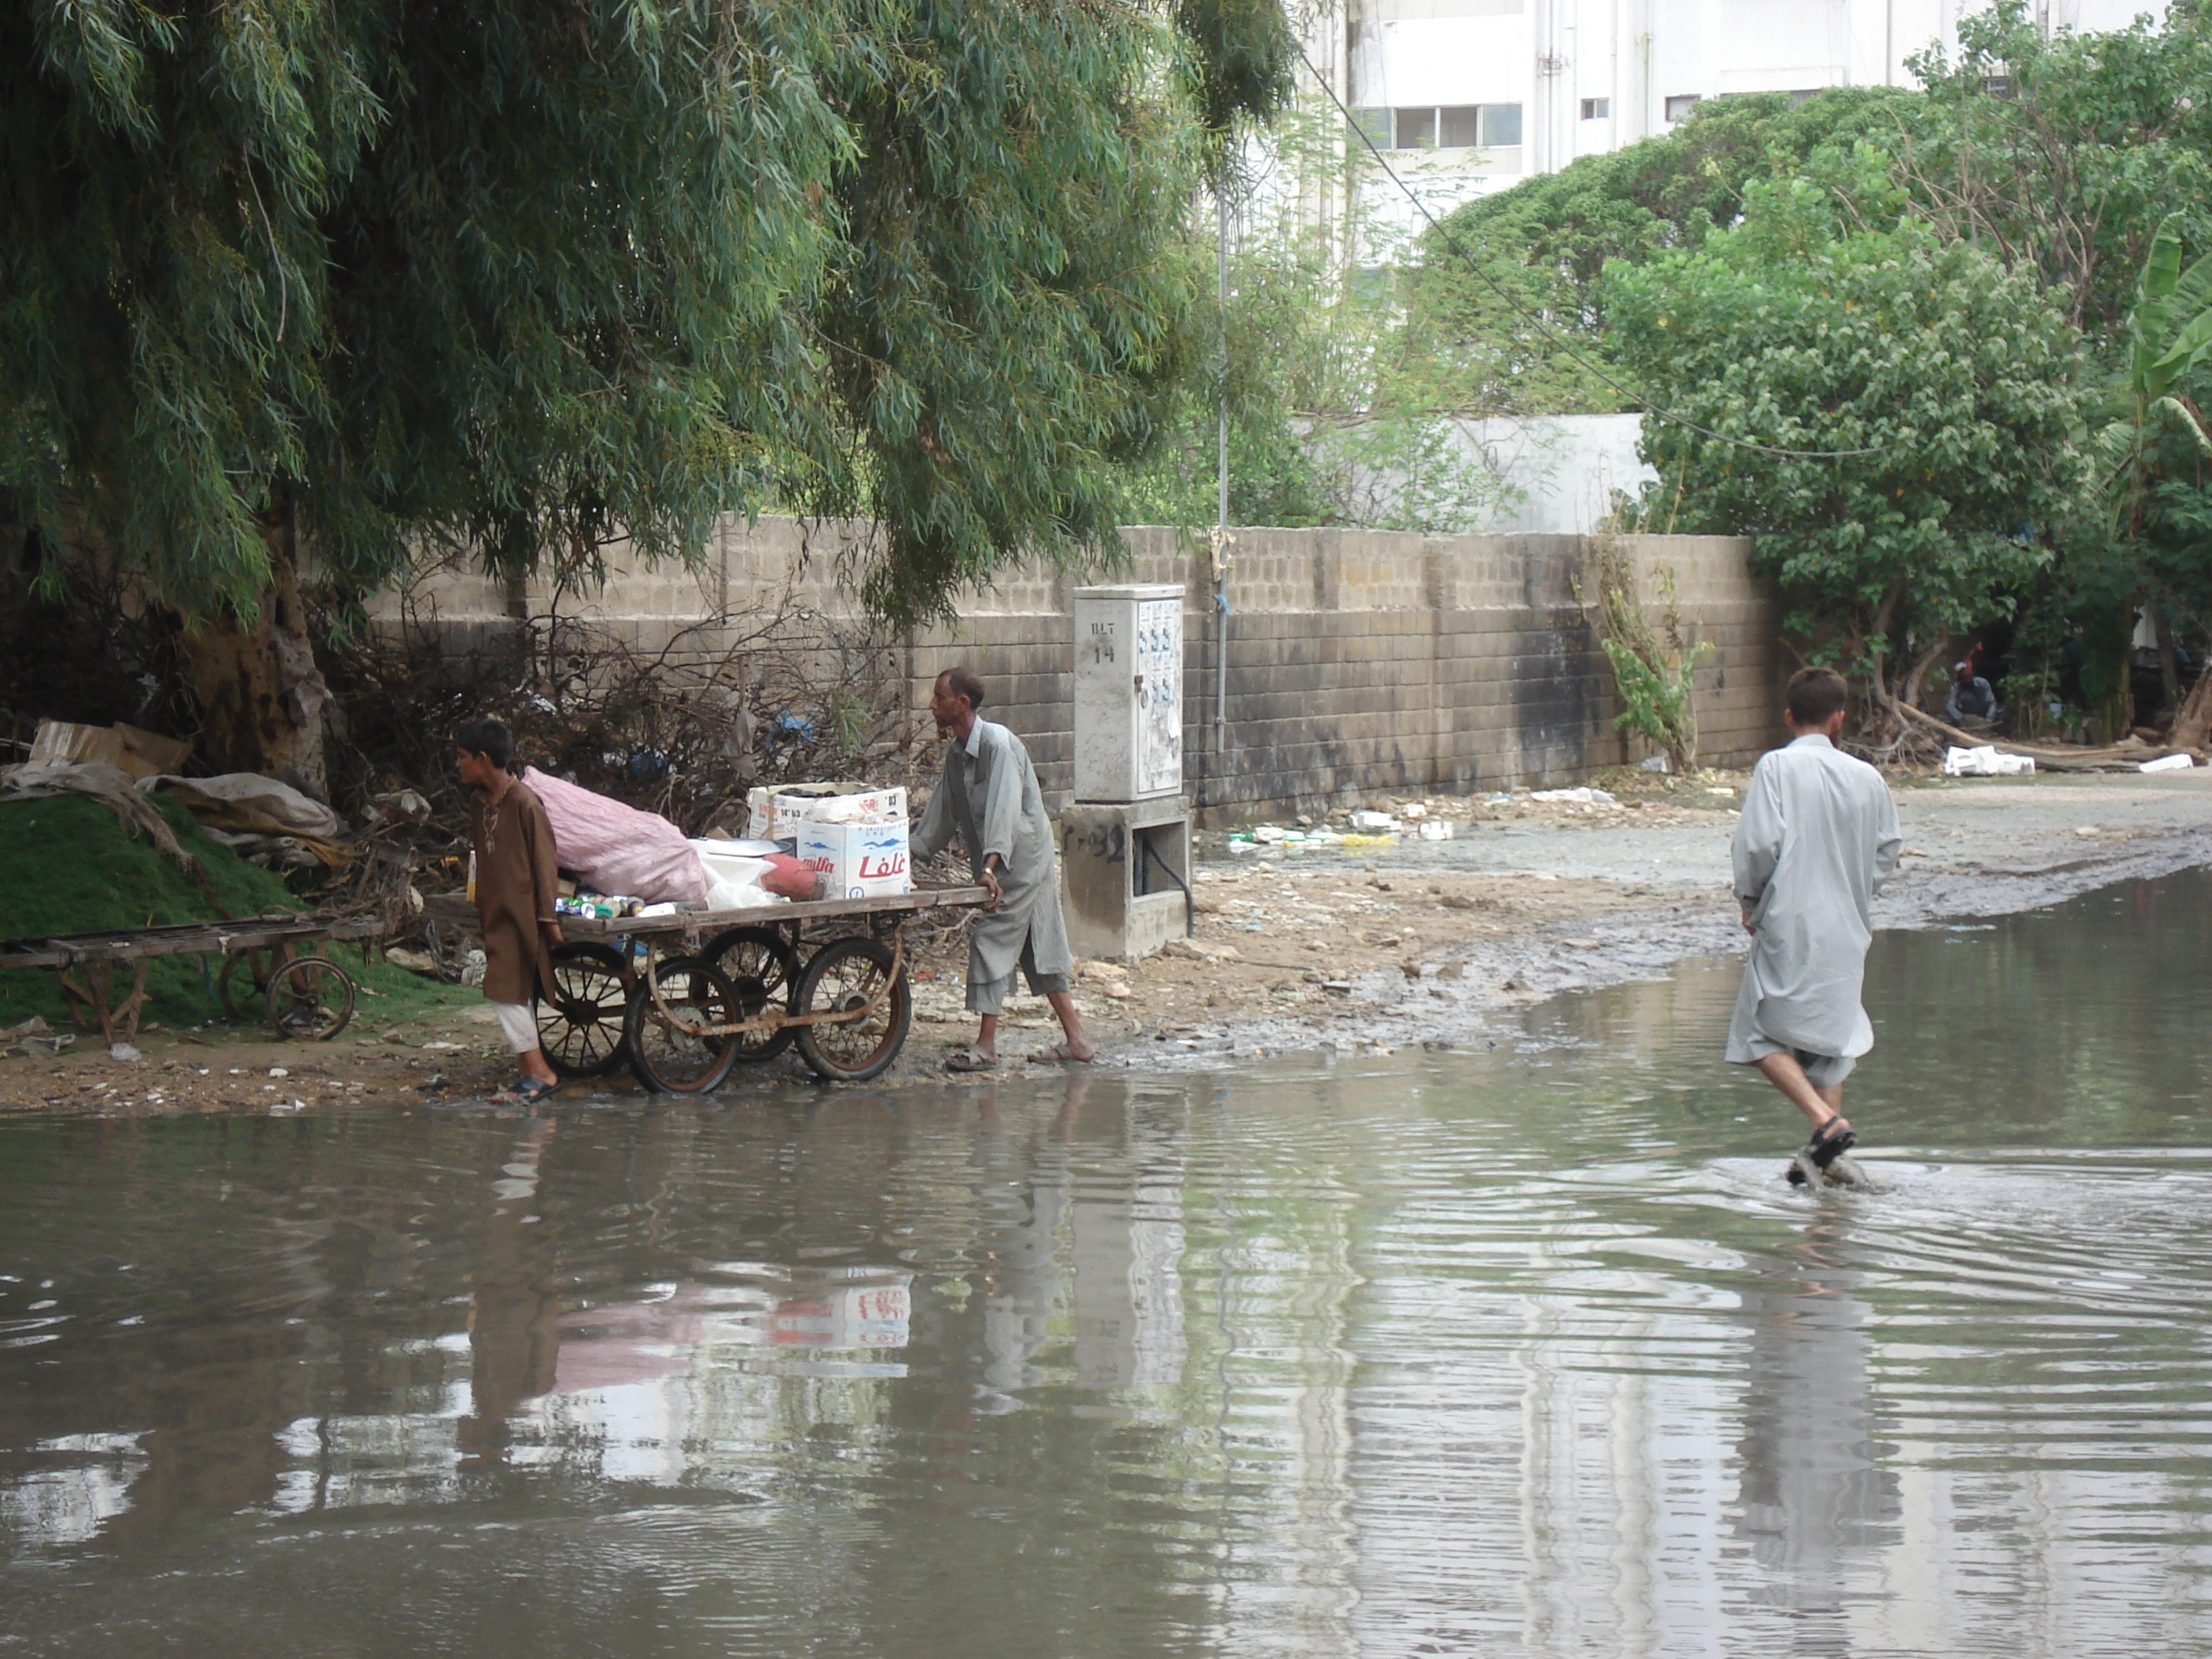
2075;826;2102;837
1529;787;1617;805
1340;834;1395;849
383;946;439;975
1943;745;2034;777
1251;824;1286;844
460;948;487;987
1417;821;1454;840
1639;755;1670;774
108;1042;141;1063
0;1016;68;1059
2140;753;2195;772
1348;810;1398;831
1320;980;1352;994
1399;803;1427;821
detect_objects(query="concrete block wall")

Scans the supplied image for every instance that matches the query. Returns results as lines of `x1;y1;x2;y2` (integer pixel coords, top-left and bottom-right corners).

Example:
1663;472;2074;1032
368;517;1785;819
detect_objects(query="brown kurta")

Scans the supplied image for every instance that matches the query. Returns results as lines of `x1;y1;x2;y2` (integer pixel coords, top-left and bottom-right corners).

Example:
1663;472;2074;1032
470;779;560;1005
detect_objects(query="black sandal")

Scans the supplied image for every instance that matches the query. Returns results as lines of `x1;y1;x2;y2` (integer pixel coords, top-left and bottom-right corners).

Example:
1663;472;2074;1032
1803;1116;1855;1169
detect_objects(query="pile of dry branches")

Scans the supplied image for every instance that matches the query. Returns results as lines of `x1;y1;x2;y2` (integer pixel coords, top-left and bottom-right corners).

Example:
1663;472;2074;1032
318;584;935;869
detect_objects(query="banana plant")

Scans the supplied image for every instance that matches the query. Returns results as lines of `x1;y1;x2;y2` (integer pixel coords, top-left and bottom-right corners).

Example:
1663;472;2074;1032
2093;213;2212;537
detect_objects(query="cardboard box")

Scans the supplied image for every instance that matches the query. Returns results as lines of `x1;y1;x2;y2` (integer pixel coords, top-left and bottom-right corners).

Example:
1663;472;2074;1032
746;782;908;839
793;819;911;900
27;720;190;782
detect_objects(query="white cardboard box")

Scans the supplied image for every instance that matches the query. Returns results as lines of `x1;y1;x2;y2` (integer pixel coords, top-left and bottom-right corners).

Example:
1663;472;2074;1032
794;819;911;899
746;782;909;840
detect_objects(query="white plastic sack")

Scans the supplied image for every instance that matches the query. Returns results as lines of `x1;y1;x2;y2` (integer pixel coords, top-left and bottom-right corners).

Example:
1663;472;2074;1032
689;837;782;910
521;767;707;904
1529;786;1617;804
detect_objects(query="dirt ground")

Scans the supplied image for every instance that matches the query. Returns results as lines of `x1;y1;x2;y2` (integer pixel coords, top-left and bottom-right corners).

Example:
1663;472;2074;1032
8;764;2212;1110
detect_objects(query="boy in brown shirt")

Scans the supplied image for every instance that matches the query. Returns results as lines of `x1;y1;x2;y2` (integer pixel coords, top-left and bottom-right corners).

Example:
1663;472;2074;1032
456;718;564;1103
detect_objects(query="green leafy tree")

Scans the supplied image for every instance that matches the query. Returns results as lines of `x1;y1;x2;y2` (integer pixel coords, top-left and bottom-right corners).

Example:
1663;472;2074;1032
1122;97;1514;534
1400;87;1928;414
0;0;1291;782
1902;0;2212;342
1606;186;2088;711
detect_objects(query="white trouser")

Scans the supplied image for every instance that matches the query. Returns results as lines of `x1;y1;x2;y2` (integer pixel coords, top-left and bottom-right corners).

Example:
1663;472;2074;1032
487;999;539;1054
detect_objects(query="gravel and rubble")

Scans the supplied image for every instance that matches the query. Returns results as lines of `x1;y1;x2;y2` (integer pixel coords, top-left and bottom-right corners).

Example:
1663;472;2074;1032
7;766;2212;1109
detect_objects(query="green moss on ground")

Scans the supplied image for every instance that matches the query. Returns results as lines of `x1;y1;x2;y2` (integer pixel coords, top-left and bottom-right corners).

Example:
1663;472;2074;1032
0;793;471;1030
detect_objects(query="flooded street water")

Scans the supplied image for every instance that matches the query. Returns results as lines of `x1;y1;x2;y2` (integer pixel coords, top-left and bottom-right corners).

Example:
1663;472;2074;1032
5;872;2212;1657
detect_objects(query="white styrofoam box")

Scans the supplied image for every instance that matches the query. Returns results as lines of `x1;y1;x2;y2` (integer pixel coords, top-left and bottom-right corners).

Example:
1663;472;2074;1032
746;782;909;839
2140;753;2195;772
1943;745;2034;777
794;819;911;899
1073;584;1183;801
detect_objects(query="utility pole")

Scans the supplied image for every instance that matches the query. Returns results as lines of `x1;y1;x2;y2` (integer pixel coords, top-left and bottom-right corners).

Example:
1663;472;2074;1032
1212;182;1233;801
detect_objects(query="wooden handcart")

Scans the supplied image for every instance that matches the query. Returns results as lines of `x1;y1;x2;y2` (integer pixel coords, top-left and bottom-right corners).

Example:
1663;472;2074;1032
537;884;989;1093
0;913;383;1046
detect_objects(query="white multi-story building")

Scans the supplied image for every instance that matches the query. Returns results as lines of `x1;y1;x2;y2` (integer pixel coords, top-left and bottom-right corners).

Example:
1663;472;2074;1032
1295;0;2166;251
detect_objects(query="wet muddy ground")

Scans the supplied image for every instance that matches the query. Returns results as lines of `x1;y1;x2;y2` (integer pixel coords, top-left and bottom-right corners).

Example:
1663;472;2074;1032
7;768;2208;1107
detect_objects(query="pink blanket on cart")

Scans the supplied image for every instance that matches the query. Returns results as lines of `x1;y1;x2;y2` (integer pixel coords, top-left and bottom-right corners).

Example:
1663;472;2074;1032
520;767;707;904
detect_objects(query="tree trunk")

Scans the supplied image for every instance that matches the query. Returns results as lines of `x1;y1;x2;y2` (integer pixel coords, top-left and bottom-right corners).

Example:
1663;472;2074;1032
1897;635;1952;714
175;504;330;793
2170;661;2212;752
2154;605;2181;725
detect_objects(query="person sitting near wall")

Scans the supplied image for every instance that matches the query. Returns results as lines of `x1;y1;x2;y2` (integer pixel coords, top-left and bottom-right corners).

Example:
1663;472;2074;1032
912;666;1093;1071
1944;661;2001;729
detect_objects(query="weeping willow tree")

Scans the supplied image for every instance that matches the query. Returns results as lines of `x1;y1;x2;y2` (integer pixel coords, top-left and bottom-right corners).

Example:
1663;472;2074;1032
0;0;1291;783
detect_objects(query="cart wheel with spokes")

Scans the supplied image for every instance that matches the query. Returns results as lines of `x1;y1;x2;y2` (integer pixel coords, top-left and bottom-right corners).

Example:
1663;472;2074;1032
622;954;742;1095
266;954;357;1040
537;943;633;1079
793;936;912;1083
703;925;800;1063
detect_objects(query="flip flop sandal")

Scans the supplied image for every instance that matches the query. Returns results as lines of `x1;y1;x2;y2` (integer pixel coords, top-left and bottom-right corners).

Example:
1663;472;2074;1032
945;1048;998;1073
489;1075;559;1105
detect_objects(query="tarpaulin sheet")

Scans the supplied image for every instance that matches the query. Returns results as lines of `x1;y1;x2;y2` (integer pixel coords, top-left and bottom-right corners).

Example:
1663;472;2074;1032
521;767;706;904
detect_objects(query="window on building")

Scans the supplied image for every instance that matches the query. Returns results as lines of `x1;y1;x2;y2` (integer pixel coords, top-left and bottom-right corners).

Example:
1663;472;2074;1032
1350;107;1392;148
1664;93;1700;122
1786;87;1824;105
1580;97;1610;119
1982;72;2014;97
1394;106;1437;148
1380;104;1524;150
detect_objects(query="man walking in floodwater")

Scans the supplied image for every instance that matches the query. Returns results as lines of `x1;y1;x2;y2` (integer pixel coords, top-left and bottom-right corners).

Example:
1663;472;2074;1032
1727;667;1903;1181
912;666;1093;1071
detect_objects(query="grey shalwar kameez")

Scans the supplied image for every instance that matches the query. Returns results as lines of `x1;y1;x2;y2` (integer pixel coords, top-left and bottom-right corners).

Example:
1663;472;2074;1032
1725;733;1903;1086
911;719;1075;1014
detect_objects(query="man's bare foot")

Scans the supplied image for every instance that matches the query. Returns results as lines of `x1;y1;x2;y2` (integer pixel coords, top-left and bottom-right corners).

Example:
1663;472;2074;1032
1026;1042;1093;1064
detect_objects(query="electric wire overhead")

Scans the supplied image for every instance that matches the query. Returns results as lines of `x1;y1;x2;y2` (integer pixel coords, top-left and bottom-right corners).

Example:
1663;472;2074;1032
1299;49;1887;461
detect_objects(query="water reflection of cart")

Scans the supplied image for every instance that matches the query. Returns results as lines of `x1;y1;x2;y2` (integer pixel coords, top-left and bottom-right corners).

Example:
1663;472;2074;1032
0;913;382;1046
536;885;988;1093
